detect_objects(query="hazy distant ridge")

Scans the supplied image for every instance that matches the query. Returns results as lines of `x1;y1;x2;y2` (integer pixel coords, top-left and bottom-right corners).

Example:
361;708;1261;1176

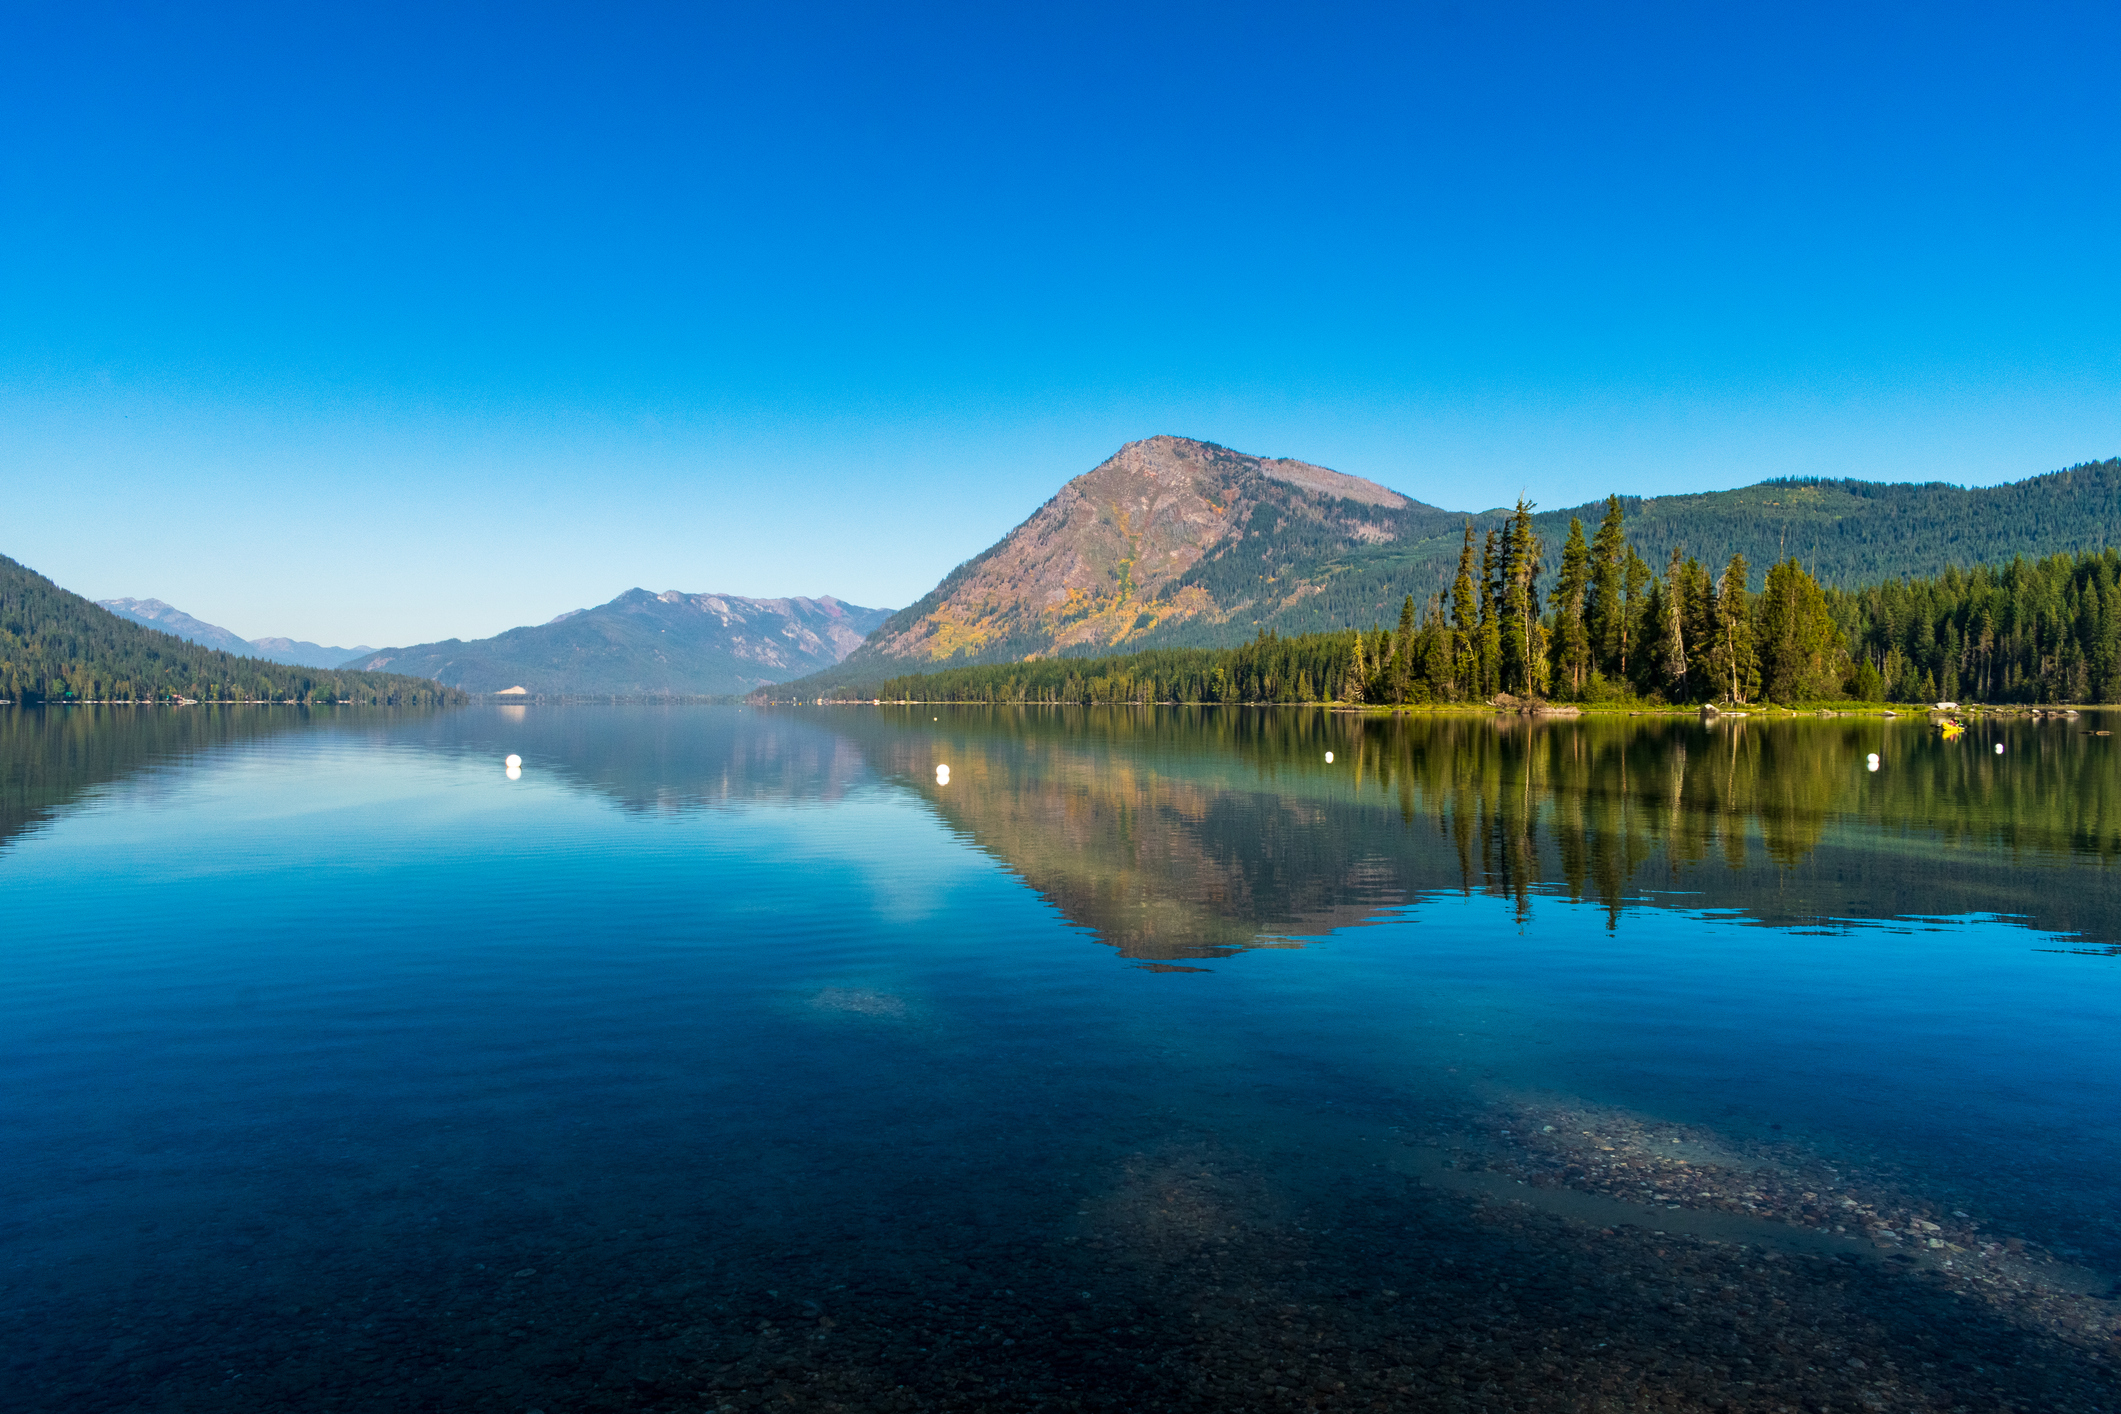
348;589;891;696
97;598;374;670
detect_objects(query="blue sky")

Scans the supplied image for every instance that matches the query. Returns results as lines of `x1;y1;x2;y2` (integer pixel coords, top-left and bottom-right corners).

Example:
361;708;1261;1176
5;1;2118;646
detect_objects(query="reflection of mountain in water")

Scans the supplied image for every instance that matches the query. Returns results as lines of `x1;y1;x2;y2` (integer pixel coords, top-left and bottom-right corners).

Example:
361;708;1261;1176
818;707;2121;962
12;703;2121;960
830;710;1408;963
384;706;874;815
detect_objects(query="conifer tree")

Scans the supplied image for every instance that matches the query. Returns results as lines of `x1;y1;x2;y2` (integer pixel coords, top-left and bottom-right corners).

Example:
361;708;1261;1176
1662;546;1690;699
1449;521;1479;700
1681;557;1719;695
1714;554;1756;703
1478;529;1503;699
1499;501;1547;696
1554;515;1592;696
1392;594;1416;704
1422;596;1452;694
1587;495;1628;678
1757;559;1845;702
1622;546;1652;682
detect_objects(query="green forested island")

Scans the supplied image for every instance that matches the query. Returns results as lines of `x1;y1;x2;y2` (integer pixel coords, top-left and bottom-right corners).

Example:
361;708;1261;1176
0;554;461;705
777;500;2121;708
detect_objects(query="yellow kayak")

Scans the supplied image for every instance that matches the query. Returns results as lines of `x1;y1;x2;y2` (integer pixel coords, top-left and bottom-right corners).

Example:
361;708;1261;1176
1940;718;1964;739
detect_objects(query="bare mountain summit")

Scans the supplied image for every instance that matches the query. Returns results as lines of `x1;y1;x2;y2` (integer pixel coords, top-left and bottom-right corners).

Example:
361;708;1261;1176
836;436;1464;674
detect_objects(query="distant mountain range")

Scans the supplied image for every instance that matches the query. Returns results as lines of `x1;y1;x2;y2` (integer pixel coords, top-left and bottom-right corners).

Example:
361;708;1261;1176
348;589;891;697
792;435;2121;691
96;598;374;670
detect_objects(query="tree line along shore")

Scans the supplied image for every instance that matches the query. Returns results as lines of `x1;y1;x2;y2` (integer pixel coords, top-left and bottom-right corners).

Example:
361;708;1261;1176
787;499;2121;710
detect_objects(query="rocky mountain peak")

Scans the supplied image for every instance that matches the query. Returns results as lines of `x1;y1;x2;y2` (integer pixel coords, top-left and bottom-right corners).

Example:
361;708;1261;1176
840;436;1436;671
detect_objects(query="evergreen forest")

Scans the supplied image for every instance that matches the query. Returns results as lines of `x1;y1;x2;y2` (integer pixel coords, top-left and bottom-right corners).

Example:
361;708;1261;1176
1181;457;2121;646
785;499;2121;708
0;554;463;706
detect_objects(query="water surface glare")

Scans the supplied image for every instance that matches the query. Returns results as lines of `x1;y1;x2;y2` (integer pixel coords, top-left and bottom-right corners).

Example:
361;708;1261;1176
3;704;2117;1412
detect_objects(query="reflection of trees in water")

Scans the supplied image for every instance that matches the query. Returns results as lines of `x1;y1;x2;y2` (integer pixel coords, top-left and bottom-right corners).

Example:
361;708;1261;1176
824;707;2121;960
0;704;322;850
1330;712;2121;937
15;703;2121;956
1344;716;1842;922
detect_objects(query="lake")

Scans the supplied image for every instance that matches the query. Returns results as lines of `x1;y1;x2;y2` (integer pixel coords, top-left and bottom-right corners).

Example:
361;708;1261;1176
3;703;2117;1413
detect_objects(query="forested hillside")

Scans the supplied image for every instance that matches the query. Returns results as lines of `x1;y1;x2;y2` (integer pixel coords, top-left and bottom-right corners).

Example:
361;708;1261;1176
1838;551;2121;705
1250;458;2121;641
1578;459;2121;592
0;554;460;705
775;497;2121;708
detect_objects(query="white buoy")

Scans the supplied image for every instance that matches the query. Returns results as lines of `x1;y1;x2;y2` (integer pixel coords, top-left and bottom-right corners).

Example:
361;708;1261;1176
1995;742;2005;754
935;764;950;785
1866;753;1880;772
1324;751;1334;763
505;754;522;770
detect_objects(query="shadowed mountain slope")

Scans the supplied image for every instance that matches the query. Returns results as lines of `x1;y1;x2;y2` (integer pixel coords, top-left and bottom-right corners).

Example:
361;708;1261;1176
348;590;890;696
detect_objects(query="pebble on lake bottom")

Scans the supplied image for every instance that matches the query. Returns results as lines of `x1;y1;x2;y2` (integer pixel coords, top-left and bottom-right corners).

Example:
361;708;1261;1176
11;1094;2115;1414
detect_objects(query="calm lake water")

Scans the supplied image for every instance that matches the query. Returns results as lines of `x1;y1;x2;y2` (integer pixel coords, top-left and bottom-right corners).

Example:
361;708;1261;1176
3;704;2117;1413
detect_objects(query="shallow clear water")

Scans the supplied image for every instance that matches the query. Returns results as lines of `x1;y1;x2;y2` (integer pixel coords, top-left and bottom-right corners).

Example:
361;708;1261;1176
3;704;2117;1412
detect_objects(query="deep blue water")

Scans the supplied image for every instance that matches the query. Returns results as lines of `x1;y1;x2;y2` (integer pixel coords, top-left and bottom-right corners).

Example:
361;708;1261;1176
3;705;2117;1412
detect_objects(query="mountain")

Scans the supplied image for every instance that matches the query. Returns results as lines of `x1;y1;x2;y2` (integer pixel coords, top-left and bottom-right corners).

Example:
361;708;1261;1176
1;555;456;705
798;437;2121;689
96;597;252;654
347;590;891;696
248;637;379;670
96;598;374;669
828;436;1466;681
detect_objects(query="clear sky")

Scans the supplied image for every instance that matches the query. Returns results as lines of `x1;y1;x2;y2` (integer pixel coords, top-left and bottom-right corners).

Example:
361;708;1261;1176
6;1;2118;647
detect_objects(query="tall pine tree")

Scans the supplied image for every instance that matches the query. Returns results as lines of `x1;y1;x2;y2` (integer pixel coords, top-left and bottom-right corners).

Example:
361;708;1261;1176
1587;495;1628;680
1449;521;1479;701
1554;516;1592;695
